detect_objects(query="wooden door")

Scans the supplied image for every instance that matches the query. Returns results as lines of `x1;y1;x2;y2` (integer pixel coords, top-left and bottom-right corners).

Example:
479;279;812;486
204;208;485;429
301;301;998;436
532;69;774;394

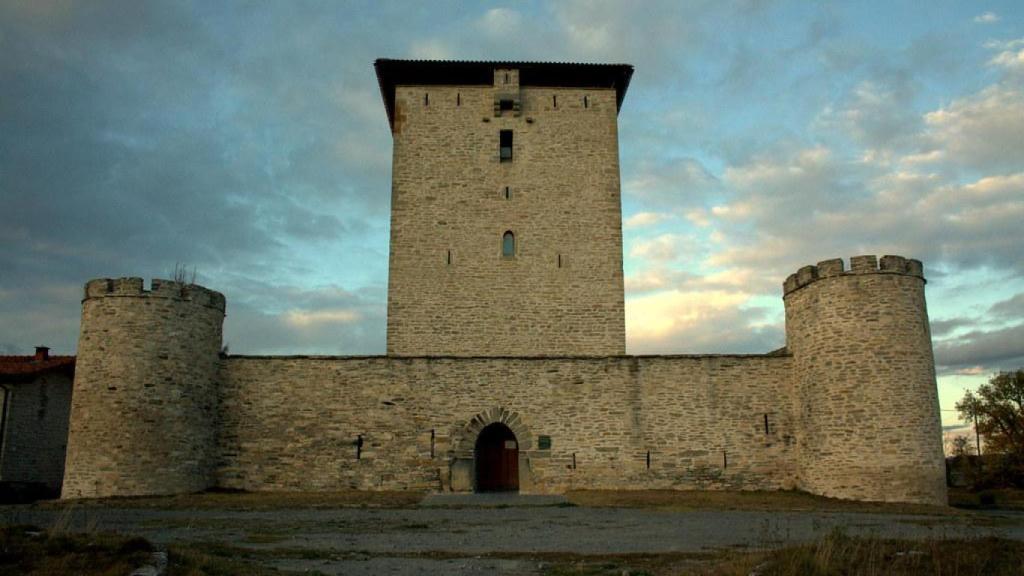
475;423;519;492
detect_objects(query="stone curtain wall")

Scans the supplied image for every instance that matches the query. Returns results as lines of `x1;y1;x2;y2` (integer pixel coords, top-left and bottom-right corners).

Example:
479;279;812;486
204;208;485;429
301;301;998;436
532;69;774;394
62;278;225;498
784;256;947;505
216;355;795;493
0;373;73;492
59;262;948;505
386;82;626;356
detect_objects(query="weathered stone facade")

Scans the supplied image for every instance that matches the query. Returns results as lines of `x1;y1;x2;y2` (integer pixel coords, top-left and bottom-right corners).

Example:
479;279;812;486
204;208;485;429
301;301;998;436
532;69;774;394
59;61;947;505
387;67;626;356
217;355;796;493
784;256;946;505
0;369;73;493
61;278;225;499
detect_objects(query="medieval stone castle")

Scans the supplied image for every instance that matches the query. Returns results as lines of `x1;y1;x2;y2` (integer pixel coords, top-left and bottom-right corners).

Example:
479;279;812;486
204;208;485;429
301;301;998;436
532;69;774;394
2;61;947;505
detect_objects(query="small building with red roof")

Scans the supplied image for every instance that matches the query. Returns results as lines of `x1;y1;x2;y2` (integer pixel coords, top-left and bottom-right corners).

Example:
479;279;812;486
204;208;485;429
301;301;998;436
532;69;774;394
0;346;75;498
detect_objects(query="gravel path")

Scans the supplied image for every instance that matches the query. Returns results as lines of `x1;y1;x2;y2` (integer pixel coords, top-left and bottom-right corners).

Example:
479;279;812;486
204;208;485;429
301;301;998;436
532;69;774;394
4;496;1022;575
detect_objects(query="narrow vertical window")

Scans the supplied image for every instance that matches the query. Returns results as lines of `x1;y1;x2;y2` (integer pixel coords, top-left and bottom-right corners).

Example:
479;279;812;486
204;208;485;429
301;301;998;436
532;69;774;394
557;254;562;268
502;231;515;258
583;95;589;108
504;186;510;200
447;250;452;266
499;130;513;162
504;72;509;84
457;93;461;106
424;93;429;106
553;94;557;108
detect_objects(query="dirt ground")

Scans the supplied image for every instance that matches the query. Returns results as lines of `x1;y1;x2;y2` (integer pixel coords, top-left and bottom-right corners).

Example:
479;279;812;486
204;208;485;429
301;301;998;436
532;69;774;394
5;491;1024;575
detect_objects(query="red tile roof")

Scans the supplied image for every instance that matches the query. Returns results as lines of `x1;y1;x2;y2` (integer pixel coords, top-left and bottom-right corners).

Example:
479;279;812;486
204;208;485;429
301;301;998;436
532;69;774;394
0;355;75;381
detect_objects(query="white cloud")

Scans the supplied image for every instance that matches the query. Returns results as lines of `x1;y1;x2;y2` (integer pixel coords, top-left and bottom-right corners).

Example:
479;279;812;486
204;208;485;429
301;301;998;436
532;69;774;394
709;202;752;220
815;81;919;150
625;265;761;295
628;289;746;343
989;48;1024;71
974;12;1000;24
984;38;1024;51
476;8;523;38
684;208;711;227
724;146;833;192
624;157;720;207
283;308;361;328
624;211;670;228
934;323;1024;369
629;233;699;261
625;267;696;293
921;85;1024;172
897;149;945;166
552;0;715;70
408;39;452;60
626;288;782;354
955;366;988;376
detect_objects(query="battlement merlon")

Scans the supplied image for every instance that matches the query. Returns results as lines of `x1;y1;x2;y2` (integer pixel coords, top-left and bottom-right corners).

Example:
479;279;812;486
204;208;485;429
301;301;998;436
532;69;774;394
783;255;925;296
83;277;226;312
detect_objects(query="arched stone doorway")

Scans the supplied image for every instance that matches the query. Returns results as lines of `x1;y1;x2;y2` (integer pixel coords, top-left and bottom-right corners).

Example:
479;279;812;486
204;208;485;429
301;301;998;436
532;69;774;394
475;422;519;492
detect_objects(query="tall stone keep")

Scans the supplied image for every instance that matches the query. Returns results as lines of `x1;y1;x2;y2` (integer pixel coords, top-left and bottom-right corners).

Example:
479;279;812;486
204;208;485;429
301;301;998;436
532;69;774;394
62;278;225;498
783;255;947;505
376;60;633;356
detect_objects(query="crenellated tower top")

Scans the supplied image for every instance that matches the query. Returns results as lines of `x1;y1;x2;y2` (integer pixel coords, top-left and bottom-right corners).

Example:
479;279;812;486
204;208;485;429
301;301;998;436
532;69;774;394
83;277;225;312
783;255;924;297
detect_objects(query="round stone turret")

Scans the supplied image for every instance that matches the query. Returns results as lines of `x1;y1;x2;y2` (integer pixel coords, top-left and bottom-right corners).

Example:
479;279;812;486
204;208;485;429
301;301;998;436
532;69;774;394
783;255;946;505
62;278;225;498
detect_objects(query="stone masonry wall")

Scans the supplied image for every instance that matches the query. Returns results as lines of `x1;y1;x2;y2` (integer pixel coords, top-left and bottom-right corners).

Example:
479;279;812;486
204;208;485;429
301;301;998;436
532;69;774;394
0;373;73;492
62;278;225;498
784;255;947;505
216;355;796;493
386;80;626;356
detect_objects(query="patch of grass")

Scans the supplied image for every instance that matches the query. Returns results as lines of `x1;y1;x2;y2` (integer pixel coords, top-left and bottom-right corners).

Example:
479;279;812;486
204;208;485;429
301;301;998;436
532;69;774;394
184;542;716;574
0;525;277;576
167;546;279;576
949;487;1024;511
539;534;1024;576
753;530;1024;576
534;551;723;576
45;489;425;511
0;525;153;576
187;541;340;562
243;532;290;544
565;489;960;515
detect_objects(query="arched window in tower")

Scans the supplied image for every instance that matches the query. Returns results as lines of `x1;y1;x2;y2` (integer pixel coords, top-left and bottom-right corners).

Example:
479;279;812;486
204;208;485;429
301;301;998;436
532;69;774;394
502;231;515;258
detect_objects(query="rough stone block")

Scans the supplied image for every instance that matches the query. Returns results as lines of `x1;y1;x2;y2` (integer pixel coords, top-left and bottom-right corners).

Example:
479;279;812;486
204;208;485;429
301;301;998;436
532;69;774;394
816;259;844;277
850;255;878;272
879;255;907;273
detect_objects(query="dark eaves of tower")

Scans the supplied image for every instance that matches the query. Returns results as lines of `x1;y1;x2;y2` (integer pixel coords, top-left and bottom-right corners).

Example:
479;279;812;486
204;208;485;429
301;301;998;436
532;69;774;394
374;58;634;129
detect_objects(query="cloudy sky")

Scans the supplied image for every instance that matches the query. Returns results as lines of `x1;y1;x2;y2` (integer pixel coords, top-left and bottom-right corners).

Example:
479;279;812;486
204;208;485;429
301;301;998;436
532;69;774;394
1;1;1022;427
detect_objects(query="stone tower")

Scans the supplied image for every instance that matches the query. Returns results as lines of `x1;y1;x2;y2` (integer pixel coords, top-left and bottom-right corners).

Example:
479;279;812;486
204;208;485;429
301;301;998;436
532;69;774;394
62;278;225;498
376;60;633;356
783;255;947;505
